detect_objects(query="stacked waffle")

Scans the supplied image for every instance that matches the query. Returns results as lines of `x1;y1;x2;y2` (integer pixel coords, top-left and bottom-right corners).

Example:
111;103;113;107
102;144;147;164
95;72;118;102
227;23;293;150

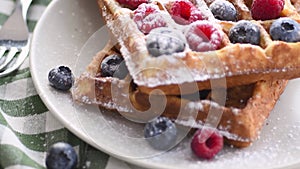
73;0;300;147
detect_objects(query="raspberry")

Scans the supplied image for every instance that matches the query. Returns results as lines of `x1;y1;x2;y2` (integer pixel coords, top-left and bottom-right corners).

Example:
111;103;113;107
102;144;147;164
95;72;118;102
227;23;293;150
116;0;148;9
251;0;285;20
270;17;300;42
191;128;223;159
170;0;205;25
185;21;222;52
133;3;167;34
144;116;177;150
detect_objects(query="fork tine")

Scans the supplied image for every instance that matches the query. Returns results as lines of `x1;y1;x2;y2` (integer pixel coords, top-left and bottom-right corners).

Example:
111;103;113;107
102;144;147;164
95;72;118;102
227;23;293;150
0;47;19;71
0;0;32;77
0;45;29;77
0;46;6;59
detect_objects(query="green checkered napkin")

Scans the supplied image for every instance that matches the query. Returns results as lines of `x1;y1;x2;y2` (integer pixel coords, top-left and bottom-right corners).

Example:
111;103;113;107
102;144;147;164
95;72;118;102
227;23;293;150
0;0;137;168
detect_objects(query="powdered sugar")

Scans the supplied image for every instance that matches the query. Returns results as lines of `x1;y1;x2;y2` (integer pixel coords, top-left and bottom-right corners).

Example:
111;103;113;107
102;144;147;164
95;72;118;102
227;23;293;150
139;104;300;169
72;80;300;168
101;0;231;88
133;3;168;33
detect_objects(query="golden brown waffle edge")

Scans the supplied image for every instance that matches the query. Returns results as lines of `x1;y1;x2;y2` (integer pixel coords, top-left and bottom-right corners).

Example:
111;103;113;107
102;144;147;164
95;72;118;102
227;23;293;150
72;42;288;148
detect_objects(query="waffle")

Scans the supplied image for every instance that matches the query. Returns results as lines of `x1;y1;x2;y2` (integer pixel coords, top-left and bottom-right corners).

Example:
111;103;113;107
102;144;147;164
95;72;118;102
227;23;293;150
72;0;299;148
73;41;287;147
97;0;300;95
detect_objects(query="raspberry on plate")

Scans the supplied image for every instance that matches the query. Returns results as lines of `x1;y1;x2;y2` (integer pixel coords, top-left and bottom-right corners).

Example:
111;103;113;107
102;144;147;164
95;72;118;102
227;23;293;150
116;0;148;9
133;3;167;34
191;128;223;159
169;0;205;25
185;20;222;52
251;0;285;20
270;17;300;42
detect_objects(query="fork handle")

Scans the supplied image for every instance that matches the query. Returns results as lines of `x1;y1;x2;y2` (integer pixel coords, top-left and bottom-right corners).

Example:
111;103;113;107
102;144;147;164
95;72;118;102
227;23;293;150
16;0;33;22
0;0;32;40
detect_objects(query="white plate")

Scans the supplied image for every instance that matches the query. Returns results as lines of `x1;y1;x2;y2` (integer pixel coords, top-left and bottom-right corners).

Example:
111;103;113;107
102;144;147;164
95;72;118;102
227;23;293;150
30;0;300;168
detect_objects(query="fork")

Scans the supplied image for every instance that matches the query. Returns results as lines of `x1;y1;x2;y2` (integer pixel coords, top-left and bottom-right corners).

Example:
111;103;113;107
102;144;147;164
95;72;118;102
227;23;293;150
0;0;32;77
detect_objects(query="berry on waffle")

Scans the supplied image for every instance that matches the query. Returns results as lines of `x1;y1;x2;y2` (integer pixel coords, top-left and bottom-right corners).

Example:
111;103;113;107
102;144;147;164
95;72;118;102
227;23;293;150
98;0;300;95
72;0;300;156
72;42;287;148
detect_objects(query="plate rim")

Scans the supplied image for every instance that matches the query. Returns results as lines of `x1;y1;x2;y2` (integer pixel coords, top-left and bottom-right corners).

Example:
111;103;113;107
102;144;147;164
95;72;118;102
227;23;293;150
29;0;300;169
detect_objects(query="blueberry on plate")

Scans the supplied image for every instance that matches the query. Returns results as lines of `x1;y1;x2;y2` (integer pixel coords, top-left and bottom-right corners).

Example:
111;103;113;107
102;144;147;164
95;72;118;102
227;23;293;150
270;17;300;42
144;116;177;150
45;142;78;169
146;27;186;57
209;0;237;21
229;20;261;45
48;66;74;91
101;54;128;79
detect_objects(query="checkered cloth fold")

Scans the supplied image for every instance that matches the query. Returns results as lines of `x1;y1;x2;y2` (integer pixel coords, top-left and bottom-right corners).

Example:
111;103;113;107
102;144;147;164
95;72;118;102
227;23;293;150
0;0;139;168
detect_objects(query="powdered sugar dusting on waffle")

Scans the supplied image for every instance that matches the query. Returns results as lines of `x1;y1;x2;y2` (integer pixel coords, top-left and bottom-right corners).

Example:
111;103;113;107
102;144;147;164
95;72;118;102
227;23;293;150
101;0;300;90
194;0;216;20
86;0;300;152
141;13;166;29
101;0;232;87
175;117;252;143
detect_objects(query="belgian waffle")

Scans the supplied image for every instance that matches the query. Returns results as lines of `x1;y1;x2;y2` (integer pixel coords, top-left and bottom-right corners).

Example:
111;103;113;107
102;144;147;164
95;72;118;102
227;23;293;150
72;0;299;148
73;41;287;147
98;0;300;95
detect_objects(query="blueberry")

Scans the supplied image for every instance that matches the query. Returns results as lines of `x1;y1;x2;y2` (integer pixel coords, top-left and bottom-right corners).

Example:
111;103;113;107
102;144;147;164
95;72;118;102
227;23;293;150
229;20;261;45
45;142;78;169
144;116;177;150
270;17;300;42
101;54;128;79
48;66;74;91
209;0;237;21
146;27;186;57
